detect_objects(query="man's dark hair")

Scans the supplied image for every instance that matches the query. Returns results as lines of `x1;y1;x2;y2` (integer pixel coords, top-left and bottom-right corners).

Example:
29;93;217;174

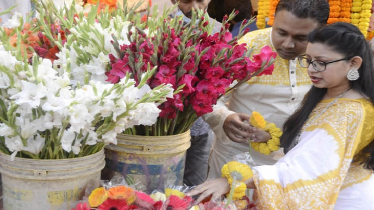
223;0;252;23
275;0;330;26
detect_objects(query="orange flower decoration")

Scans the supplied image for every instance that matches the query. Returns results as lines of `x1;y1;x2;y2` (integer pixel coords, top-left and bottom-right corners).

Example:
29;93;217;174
88;187;108;207
107;186;136;204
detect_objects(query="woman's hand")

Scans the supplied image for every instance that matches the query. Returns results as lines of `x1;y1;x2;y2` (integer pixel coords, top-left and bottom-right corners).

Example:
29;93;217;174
248;126;271;143
185;178;231;205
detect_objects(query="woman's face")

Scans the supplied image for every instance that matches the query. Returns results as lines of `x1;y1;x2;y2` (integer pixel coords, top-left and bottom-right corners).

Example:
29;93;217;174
304;42;353;91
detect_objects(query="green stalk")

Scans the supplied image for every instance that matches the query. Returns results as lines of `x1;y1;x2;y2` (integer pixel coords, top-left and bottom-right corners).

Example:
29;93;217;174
225;177;237;208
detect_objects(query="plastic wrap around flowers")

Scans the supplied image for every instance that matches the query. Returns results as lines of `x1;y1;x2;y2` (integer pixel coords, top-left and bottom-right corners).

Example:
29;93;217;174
72;176;195;210
72;174;257;210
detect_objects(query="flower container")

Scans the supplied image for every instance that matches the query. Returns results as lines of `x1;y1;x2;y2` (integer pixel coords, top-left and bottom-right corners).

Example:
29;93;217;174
103;130;191;193
0;149;105;210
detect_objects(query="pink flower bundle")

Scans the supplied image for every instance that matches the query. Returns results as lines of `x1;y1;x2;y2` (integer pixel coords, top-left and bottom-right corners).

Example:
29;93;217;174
105;12;276;136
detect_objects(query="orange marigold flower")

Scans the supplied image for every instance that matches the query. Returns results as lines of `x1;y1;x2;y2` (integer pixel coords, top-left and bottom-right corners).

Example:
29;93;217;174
89;187;108;207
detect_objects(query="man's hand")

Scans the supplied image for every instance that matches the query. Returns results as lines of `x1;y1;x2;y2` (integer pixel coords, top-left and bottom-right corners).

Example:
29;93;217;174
223;113;252;143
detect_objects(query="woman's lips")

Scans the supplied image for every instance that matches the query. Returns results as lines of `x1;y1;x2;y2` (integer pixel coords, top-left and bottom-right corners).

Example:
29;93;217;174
310;76;322;83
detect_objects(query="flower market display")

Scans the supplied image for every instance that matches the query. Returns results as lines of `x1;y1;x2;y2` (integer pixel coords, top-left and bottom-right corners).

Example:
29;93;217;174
72;174;257;210
0;0;277;208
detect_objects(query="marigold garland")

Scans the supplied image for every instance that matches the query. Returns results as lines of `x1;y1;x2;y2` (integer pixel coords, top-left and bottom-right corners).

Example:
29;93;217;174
221;161;253;200
249;111;282;155
256;0;268;29
267;0;279;26
339;0;352;22
350;0;372;37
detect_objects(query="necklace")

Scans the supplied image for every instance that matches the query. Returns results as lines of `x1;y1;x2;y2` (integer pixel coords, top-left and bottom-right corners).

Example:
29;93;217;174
292;88;351;147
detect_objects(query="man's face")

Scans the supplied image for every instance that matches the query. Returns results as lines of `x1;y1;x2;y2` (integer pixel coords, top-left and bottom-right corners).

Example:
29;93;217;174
171;0;211;19
271;10;319;60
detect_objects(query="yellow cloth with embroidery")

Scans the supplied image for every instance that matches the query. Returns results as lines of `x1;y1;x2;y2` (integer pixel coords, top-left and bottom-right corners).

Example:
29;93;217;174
252;98;374;210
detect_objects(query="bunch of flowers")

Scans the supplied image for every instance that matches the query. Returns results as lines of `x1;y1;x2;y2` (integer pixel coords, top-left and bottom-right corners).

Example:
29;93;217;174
73;179;195;210
0;11;173;159
73;175;256;210
105;9;276;135
38;0;276;136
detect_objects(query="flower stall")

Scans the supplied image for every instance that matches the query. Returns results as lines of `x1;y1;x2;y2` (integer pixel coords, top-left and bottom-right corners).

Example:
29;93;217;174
0;0;276;209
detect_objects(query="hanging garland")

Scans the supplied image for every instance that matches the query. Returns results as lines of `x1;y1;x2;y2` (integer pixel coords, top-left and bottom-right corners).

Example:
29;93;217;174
339;0;352;22
328;0;342;24
267;0;279;26
256;0;268;29
359;0;372;37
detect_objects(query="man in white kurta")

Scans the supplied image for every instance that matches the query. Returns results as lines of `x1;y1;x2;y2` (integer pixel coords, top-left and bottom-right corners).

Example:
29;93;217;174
203;27;312;178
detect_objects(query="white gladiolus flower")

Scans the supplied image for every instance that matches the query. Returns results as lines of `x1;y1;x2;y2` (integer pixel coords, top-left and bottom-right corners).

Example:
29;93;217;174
0;47;18;69
36;59;58;81
5;136;24;160
71;139;82;155
101;130;118;145
132;103;161;126
24;134;45;155
60;129;76;153
68;103;93;131
10;81;48;108
42;92;72;113
2;12;22;28
0;71;11;88
0;124;15;136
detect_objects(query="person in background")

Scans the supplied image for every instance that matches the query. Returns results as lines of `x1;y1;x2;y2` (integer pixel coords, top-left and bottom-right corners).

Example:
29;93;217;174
188;21;374;209
170;0;221;187
223;0;258;38
202;0;330;179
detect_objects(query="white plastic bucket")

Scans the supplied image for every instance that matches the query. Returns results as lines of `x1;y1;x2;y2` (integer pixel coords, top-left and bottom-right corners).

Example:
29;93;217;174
0;149;105;210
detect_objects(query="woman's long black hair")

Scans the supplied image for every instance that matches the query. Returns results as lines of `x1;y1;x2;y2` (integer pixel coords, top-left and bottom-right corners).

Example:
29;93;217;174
280;22;374;171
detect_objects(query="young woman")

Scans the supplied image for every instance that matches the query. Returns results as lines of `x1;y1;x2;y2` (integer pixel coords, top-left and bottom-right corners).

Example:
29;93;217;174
187;22;374;209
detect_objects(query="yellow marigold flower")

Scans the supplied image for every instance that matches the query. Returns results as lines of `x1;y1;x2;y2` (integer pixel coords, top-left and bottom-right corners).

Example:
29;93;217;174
363;0;372;3
352;1;362;7
351;13;361;19
351;6;362;12
250;111;266;129
89;187;108;207
165;188;185;198
351;19;360;24
361;12;372;18
231;182;247;200
362;4;372;9
221;161;253;182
